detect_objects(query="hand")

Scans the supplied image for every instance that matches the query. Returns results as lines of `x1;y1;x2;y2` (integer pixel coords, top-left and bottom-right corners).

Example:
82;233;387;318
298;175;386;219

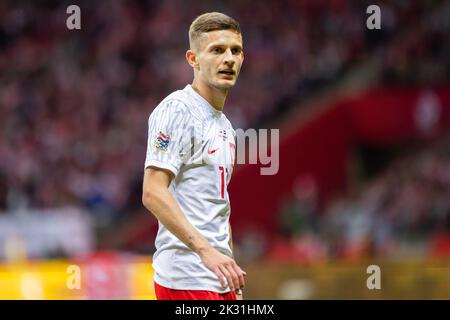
199;247;246;292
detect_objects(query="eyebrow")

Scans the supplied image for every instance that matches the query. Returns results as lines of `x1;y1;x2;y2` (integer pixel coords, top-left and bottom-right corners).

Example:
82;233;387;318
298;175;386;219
207;43;243;51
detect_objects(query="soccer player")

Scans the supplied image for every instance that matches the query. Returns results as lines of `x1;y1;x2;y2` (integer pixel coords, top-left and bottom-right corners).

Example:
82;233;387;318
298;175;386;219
142;12;246;300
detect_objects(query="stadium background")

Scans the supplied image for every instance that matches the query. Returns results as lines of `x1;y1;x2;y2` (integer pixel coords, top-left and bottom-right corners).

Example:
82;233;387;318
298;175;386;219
0;0;449;299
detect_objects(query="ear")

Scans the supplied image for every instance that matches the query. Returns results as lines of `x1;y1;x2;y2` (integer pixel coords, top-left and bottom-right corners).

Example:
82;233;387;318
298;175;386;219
186;50;198;69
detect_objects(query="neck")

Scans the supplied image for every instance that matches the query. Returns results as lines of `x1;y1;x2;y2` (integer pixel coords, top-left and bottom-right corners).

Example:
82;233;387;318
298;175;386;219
191;79;228;112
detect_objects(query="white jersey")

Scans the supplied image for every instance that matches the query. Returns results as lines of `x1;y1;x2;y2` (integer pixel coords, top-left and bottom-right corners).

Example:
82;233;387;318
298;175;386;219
144;84;236;293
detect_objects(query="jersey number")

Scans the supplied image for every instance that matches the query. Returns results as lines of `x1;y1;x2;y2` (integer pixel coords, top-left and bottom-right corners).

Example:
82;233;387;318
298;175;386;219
219;166;229;199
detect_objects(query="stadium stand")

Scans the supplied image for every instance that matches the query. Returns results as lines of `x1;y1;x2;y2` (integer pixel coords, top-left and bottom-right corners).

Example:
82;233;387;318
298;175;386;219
0;0;449;263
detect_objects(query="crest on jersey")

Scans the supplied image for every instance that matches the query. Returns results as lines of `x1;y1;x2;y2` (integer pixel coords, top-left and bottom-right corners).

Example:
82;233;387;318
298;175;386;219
218;130;227;141
154;131;171;152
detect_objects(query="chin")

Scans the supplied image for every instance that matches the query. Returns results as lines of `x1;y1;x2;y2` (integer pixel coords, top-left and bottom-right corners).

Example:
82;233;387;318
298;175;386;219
214;80;236;90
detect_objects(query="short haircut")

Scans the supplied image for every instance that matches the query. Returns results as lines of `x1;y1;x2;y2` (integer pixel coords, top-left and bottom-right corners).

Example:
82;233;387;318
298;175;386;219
189;12;241;50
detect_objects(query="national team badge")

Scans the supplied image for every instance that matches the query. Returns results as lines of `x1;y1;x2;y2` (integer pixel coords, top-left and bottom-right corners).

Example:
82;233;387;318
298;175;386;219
154;131;171;152
218;130;227;141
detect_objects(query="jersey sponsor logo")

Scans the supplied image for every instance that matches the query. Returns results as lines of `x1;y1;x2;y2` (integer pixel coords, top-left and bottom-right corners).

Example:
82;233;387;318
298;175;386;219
154;131;171;152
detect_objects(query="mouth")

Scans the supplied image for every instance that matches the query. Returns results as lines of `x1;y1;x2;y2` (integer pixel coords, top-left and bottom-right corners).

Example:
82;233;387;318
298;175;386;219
218;70;236;76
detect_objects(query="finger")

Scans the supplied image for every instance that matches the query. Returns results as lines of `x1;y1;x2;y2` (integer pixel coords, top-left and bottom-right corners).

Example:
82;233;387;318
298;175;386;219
219;264;234;291
234;265;246;289
213;267;226;289
218;264;235;291
231;263;245;289
225;263;240;291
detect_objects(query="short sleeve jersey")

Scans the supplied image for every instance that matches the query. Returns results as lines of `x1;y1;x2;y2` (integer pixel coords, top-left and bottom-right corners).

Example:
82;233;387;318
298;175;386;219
145;85;236;292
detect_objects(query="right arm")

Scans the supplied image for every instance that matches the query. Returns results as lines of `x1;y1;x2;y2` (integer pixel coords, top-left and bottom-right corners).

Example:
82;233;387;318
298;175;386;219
142;167;246;292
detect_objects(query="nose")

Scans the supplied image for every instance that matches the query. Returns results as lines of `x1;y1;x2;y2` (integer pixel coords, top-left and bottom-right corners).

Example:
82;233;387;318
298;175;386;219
223;49;235;67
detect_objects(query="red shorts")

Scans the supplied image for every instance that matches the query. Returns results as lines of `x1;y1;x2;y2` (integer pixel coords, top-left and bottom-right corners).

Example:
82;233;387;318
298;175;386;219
154;281;236;300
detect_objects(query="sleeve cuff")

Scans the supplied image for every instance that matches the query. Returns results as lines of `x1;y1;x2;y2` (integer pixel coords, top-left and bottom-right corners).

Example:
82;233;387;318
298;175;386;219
144;159;179;177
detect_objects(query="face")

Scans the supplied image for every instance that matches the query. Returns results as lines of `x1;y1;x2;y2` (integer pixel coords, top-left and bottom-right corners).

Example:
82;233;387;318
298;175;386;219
189;30;244;90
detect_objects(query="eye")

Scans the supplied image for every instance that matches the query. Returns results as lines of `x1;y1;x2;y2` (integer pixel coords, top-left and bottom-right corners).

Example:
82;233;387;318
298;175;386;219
212;47;223;54
232;48;242;54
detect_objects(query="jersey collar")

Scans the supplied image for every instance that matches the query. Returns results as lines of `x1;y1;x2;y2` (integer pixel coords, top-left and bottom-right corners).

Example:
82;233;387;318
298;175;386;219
185;85;223;119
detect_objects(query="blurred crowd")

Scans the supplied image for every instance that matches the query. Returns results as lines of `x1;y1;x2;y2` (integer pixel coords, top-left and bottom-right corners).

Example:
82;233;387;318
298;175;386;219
268;139;450;262
0;0;449;237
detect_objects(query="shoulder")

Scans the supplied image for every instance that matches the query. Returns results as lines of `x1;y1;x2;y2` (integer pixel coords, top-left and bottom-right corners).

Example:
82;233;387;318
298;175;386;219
149;94;191;121
150;89;199;122
158;91;189;114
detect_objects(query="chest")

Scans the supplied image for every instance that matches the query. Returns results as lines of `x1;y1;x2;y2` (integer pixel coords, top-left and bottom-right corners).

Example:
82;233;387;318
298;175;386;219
201;121;236;169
